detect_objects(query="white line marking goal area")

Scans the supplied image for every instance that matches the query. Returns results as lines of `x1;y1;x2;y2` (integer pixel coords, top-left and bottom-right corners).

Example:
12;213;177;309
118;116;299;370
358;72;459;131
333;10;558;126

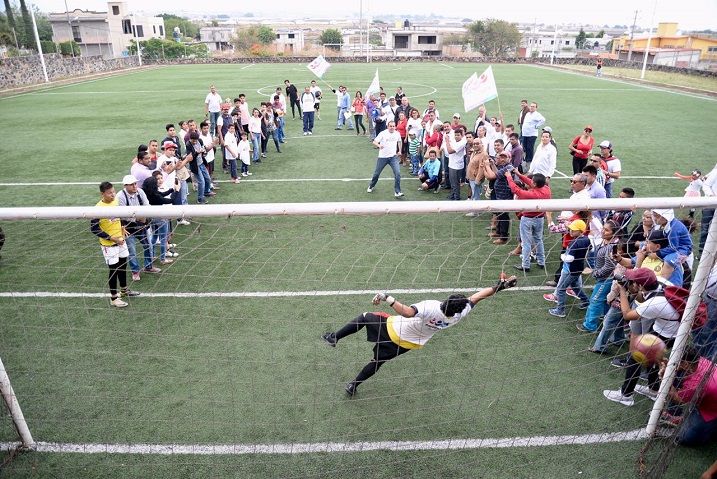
0;429;648;455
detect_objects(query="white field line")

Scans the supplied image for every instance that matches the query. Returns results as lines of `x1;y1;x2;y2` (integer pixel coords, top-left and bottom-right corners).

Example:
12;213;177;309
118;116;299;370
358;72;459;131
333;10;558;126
0;175;681;187
437;62;455;69
0;285;562;299
553;169;570;178
0;429;647;455
241;64;255;70
530;64;717;102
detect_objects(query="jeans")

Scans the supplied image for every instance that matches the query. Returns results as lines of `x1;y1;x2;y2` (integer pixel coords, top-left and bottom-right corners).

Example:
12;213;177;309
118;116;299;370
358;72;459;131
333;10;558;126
228;159;238;179
522;136;537;162
179;179;188;205
677;407;717;446
269;129;281;152
700;208;715;255
592;306;626;352
251;133;261;162
448;167;461;200
469;180;482;201
409;154;420;175
126;228;153;273
693;295;717;359
441;155;451;189
605;181;614;198
582;278;611;331
208;111;220;137
195;163;212;201
302;111;315;133
151;218;170;261
554;271;589;312
337;108;354;129
354;114;366;134
277;117;285;142
519;216;545;268
368;155;401;194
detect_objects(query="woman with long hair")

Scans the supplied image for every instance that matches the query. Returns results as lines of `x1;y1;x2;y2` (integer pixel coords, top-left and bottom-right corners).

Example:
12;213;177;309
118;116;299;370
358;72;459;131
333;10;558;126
352;91;367;136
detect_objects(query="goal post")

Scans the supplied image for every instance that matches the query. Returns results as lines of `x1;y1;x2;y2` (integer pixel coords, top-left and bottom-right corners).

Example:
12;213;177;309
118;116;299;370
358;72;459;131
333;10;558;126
0;196;716;477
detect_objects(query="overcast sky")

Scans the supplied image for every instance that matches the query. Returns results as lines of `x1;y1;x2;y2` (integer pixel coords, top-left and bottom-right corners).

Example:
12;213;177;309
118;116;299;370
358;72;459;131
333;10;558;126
34;0;716;31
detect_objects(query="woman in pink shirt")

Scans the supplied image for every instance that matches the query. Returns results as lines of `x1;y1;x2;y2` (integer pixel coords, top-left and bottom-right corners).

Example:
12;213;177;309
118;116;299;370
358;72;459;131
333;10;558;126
568;125;594;174
352;91;367;136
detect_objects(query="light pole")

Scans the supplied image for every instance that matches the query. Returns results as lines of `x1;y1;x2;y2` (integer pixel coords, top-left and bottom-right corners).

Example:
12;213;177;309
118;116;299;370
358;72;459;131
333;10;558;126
64;0;75;57
131;14;142;66
550;24;558;65
640;0;658;79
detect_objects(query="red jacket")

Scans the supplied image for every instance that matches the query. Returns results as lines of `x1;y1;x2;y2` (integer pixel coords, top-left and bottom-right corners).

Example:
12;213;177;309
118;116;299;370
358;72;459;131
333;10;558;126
425;130;442;149
506;172;551;218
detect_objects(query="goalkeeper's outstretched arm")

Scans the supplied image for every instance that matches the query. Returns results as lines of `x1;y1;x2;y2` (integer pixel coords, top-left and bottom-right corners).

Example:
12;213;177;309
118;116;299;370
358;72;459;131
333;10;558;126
468;275;518;305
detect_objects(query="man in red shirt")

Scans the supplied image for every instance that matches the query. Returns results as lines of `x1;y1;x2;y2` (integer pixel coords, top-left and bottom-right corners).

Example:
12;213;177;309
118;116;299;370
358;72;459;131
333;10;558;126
506;170;551;272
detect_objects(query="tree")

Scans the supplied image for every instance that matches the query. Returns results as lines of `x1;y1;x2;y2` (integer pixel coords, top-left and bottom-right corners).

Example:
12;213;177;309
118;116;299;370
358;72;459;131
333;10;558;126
3;0;15;33
159;13;198;40
19;0;32;48
318;28;342;48
256;26;275;45
466;19;521;58
595;29;605;38
128;38;208;59
575;28;587;49
605;39;613;52
232;26;261;51
444;32;468;45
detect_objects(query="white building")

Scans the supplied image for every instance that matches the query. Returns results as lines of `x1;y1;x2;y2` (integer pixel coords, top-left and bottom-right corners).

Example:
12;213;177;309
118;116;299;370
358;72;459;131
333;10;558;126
49;1;165;59
275;29;305;54
519;28;578;59
199;26;233;52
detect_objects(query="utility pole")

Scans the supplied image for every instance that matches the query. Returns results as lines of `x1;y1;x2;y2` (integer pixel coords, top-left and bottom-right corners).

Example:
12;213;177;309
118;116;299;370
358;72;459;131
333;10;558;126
64;0;75;57
627;9;638;62
359;0;363;58
640;0;658;79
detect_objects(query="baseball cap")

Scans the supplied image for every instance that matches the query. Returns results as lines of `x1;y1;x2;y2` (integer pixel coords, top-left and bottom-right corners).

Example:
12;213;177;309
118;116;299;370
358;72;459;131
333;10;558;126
122;175;138;185
408;129;418;136
599;140;612;149
623;268;658;289
453;113;461;119
542;126;552;133
162;141;176;150
567;220;587;232
584;125;593;131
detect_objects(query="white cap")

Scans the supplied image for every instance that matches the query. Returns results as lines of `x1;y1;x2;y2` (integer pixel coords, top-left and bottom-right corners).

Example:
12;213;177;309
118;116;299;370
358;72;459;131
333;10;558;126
453;112;461;119
409;129;418;136
122;175;138;185
542;126;552;133
599;140;612;149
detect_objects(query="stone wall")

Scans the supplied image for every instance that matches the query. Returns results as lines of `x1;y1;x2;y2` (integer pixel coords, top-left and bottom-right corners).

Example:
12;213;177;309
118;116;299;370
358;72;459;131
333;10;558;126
552;57;717;78
0;54;140;90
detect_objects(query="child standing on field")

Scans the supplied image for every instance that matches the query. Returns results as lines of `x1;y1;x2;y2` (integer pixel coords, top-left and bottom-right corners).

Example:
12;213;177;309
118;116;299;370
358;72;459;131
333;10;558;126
674;170;703;218
224;124;240;184
408;129;421;176
238;131;252;177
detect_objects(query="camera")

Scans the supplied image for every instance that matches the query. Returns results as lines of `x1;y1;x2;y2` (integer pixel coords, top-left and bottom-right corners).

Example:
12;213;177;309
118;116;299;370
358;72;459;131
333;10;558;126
614;272;629;288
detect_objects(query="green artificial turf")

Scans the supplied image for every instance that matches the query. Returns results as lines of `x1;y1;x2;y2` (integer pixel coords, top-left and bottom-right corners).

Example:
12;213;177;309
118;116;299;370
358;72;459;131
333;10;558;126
1;63;715;478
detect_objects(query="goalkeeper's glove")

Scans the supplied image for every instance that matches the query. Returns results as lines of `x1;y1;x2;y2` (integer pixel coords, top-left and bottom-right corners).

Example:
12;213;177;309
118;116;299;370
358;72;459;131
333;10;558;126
493;276;518;293
372;292;396;306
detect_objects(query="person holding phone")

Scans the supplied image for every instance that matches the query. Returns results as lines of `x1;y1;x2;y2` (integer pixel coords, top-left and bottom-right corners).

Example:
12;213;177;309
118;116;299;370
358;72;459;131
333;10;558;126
579;220;619;332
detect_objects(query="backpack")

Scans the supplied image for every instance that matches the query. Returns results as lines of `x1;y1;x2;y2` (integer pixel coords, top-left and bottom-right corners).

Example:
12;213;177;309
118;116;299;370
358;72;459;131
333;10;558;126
662;285;708;329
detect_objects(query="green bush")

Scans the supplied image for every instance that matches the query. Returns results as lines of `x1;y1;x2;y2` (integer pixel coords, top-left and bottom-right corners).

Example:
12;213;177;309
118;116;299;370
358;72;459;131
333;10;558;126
40;40;57;53
58;41;79;56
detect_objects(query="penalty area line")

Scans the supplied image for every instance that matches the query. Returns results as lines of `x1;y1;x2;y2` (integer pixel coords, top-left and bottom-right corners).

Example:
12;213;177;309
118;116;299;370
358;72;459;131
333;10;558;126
0;428;647;455
0;285;559;299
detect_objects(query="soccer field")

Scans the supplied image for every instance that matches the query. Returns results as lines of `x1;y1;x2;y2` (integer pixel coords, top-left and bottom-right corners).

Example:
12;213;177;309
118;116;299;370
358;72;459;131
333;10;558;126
0;62;715;478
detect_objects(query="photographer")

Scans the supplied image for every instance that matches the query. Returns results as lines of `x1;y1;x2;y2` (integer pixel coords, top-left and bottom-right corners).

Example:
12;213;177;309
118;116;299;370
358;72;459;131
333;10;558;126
185;131;216;204
603;268;680;407
117;175;160;281
143;171;180;265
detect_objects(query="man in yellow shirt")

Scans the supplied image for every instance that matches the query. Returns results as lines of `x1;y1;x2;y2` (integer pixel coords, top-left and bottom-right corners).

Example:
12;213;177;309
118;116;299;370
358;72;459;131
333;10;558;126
90;181;140;308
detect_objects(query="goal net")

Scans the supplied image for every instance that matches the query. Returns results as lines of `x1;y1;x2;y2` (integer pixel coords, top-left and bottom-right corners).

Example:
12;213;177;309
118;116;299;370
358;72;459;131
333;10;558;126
0;197;715;478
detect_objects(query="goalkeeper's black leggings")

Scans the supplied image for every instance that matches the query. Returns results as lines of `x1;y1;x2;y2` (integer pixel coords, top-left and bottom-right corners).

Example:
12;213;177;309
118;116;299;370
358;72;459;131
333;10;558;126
108;257;128;298
335;312;411;385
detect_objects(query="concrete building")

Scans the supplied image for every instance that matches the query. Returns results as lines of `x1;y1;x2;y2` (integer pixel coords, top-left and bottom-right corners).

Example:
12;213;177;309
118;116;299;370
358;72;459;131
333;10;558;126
612;22;717;66
383;25;443;57
617;47;702;68
275;29;305;54
49;1;164;59
519;27;578;59
199;26;233;52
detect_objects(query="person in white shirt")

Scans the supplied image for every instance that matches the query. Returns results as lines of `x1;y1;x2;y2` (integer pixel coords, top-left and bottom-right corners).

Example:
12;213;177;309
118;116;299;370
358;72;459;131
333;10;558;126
528;131;556;179
309;80;322;120
699;163;717;254
321;275;518;396
223;123;240;183
445;127;467;200
238;131;252;177
300;86;316;135
521;102;546;165
204;85;222;137
367;121;404;197
198;121;217;180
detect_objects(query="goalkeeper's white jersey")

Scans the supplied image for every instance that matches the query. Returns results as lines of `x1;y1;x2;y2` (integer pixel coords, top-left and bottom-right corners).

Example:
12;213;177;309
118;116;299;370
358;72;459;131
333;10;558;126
387;300;472;349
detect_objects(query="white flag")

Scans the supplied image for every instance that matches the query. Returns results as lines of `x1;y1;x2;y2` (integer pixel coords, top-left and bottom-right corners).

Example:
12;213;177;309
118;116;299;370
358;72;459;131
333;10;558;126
366;69;380;97
307;55;331;78
462;66;498;113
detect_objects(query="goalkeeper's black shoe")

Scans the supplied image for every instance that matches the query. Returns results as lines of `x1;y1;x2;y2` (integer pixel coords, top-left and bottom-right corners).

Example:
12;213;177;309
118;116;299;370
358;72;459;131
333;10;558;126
322;332;337;347
494;276;518;293
345;381;357;397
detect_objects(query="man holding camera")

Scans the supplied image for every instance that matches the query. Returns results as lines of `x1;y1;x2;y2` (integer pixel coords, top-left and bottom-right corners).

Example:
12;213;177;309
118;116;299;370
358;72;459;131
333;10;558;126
185;131;216;204
116;175;160;281
603;268;680;407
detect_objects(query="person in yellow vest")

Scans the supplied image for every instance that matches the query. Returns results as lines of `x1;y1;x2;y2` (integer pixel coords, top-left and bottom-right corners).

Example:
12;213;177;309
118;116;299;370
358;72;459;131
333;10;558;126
90;181;140;308
322;275;518;396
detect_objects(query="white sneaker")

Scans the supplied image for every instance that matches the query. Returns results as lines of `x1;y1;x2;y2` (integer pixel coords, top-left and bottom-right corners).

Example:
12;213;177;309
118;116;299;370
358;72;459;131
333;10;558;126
166;251;179;258
603;389;634;406
367;187;373;193
308;131;312;135
634;384;658;401
394;192;404;198
303;132;308;136
110;297;128;308
465;212;476;217
241;172;248;177
177;219;190;226
246;172;252;176
167;243;177;249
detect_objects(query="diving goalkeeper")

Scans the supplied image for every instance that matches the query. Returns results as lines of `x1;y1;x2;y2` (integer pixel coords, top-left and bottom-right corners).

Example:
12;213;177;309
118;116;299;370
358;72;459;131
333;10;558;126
322;275;518;396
